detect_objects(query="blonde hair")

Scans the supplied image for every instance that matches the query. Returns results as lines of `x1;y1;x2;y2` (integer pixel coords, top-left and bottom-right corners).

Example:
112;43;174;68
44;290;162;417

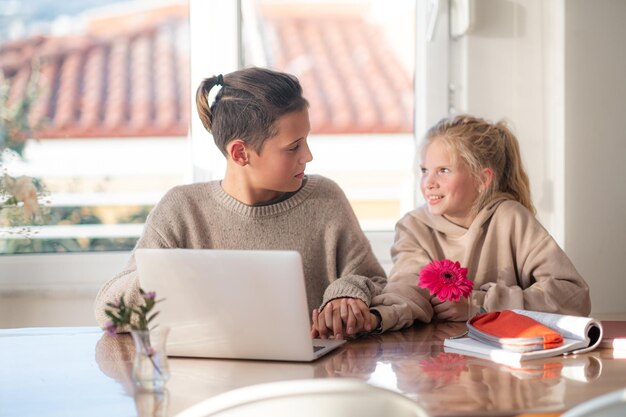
425;114;536;216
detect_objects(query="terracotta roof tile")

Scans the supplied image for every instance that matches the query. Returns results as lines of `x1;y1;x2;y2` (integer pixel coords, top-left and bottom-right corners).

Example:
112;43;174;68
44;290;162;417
1;19;189;139
260;5;414;134
80;45;106;129
0;4;412;139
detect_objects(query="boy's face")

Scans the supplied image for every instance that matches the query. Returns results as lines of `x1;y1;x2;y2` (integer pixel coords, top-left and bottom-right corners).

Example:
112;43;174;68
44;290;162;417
246;108;313;202
419;138;479;228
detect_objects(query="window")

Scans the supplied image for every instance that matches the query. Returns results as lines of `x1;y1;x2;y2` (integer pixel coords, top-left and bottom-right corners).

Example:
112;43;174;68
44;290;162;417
1;0;428;296
191;0;419;232
1;0;423;258
0;0;191;255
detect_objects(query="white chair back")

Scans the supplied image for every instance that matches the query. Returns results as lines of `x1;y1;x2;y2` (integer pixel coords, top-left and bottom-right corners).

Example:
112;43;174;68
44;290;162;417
174;379;430;417
561;388;626;417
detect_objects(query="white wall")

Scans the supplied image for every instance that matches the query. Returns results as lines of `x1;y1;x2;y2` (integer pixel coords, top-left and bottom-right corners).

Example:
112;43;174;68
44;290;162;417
449;0;560;234
0;252;129;327
563;0;626;313
454;0;626;313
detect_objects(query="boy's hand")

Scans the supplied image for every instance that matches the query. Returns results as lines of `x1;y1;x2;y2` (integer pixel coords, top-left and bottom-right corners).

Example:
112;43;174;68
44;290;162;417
431;296;469;321
311;298;377;339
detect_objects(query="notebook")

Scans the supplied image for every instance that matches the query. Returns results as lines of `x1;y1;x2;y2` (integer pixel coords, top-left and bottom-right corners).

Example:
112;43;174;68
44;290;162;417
135;248;346;362
444;310;603;366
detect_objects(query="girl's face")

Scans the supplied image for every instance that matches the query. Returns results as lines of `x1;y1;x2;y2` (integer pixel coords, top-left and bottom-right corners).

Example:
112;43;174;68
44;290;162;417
420;137;480;228
246;108;313;203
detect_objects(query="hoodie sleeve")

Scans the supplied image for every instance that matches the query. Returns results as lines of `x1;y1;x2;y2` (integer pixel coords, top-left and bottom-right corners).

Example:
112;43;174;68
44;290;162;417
375;212;435;329
478;202;591;316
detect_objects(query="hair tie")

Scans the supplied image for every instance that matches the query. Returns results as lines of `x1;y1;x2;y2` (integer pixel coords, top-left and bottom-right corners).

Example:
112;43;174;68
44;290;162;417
216;74;224;86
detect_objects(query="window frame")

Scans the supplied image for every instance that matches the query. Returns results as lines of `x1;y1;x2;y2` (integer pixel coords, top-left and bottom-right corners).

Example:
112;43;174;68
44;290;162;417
1;0;430;296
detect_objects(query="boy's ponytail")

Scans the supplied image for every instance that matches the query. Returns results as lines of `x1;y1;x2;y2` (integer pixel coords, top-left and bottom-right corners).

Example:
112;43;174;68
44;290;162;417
195;75;224;132
495;122;536;215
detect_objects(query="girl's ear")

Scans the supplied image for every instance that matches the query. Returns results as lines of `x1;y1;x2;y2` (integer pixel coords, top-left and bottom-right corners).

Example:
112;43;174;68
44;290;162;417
479;167;494;192
227;140;249;166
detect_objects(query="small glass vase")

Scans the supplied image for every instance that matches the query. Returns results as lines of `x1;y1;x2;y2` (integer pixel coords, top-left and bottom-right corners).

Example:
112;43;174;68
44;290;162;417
130;326;171;391
134;388;169;417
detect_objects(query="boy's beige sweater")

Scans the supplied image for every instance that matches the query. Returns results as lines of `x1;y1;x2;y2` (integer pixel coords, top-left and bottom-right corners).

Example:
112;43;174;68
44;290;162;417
94;175;430;332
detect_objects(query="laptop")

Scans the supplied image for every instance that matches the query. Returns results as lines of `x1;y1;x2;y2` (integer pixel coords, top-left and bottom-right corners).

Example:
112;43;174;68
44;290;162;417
135;248;346;361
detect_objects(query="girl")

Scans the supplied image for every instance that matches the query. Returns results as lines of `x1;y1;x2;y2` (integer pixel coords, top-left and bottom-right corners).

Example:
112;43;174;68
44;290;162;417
389;114;591;322
94;67;417;338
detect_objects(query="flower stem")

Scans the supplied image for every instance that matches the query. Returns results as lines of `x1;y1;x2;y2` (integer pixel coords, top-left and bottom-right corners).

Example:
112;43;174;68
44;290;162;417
146;350;163;375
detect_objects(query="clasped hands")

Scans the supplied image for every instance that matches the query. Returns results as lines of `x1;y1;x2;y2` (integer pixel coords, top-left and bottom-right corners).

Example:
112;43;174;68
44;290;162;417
431;295;470;322
311;297;379;340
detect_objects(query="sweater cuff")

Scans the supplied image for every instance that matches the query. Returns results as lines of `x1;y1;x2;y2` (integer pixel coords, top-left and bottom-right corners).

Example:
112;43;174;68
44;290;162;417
319;282;370;310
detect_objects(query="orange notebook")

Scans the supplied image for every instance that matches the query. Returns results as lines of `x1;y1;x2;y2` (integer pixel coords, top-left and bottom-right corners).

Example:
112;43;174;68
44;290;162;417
444;309;603;365
468;310;564;352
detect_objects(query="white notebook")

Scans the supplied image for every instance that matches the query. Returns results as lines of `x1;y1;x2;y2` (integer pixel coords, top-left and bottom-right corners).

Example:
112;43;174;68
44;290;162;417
135;248;345;362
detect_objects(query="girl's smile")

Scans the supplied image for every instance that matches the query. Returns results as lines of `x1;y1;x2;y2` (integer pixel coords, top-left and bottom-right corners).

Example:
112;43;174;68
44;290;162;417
420;138;480;228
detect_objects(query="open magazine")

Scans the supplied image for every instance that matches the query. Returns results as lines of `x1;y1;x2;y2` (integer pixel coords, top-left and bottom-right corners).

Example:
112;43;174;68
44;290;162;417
443;309;603;366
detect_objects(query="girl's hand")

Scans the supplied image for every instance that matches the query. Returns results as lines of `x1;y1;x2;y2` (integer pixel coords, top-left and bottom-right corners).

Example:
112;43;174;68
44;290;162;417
311;298;377;339
431;296;469;322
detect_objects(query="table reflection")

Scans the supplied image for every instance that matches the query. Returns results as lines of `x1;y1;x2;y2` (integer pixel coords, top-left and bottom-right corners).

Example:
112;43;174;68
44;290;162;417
95;333;169;417
95;332;135;394
89;322;626;417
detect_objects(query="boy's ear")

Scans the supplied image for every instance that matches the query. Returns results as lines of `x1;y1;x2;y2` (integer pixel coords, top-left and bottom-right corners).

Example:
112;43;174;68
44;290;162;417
227;140;249;166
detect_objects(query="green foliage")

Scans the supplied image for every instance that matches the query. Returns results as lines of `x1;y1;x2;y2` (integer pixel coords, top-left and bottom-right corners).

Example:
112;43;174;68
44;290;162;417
104;288;163;332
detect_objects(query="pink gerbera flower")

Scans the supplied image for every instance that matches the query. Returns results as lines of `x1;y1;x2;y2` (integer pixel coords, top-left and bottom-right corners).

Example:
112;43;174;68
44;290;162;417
419;352;468;382
418;259;473;302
